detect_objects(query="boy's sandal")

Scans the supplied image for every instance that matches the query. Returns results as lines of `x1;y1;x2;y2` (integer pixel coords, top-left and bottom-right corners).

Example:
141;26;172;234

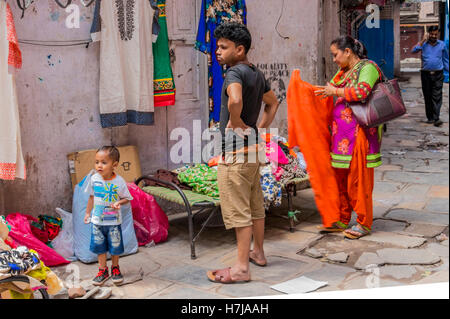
206;268;251;284
317;221;348;233
344;225;371;239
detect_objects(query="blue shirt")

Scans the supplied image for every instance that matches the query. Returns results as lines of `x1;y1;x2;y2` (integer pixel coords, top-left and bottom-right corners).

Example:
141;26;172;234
412;40;449;72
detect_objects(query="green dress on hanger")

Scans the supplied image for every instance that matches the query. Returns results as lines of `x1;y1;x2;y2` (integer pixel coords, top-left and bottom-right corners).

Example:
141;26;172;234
153;0;176;107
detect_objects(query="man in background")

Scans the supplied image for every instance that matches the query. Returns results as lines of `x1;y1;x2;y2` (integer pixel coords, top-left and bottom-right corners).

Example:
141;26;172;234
412;26;449;127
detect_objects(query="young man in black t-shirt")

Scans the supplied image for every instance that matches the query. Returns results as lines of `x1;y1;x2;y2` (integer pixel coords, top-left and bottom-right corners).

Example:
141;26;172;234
206;23;279;284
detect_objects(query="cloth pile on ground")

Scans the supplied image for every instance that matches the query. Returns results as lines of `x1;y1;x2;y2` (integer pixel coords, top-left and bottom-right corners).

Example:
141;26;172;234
0;225;63;299
6;213;70;267
29;215;63;248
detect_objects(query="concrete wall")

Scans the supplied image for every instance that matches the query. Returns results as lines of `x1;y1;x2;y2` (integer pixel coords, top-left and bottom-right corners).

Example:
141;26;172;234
2;0;325;216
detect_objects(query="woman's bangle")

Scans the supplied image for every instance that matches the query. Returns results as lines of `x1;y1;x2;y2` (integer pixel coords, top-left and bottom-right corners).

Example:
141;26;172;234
335;88;338;96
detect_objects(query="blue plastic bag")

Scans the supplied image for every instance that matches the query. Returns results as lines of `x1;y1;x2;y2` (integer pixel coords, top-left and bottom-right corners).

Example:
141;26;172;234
72;171;138;264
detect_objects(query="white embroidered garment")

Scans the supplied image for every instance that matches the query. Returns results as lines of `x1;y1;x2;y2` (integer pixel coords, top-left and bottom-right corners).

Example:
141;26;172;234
92;0;156;128
0;2;25;180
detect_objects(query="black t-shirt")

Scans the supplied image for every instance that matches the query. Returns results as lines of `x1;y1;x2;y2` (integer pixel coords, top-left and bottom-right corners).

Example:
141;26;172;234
219;63;271;153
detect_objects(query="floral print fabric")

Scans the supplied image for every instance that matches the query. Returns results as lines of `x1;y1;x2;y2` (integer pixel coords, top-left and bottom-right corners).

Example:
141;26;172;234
330;60;383;168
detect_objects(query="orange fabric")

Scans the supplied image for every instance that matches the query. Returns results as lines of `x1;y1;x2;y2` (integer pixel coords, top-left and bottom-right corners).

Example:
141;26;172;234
208;155;220;167
347;127;374;229
6;3;22;69
287;70;374;229
287;70;340;227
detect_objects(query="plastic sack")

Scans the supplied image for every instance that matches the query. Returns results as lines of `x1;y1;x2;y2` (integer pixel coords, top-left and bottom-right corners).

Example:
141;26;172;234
72;171;138;263
6;213;70;267
52;208;76;261
127;183;169;246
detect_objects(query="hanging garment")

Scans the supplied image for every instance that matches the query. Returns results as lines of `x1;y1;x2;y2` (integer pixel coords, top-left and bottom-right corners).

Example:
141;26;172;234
0;1;26;180
153;0;175;107
90;0;158;128
195;0;247;129
287;70;340;228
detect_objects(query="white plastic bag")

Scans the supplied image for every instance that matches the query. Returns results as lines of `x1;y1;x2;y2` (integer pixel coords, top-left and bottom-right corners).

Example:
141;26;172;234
52;208;76;261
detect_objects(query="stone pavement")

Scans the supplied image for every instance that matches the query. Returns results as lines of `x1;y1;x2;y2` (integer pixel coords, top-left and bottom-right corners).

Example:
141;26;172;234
52;73;448;299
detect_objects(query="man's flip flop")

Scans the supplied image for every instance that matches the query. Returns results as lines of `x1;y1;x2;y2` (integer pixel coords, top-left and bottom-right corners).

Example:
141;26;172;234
249;256;267;267
206;268;251;284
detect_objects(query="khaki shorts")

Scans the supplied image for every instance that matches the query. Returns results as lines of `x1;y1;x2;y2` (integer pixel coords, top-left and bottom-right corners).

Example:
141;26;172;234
217;152;265;230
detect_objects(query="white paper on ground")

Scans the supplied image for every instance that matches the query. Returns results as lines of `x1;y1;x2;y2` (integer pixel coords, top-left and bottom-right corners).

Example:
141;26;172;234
270;276;328;294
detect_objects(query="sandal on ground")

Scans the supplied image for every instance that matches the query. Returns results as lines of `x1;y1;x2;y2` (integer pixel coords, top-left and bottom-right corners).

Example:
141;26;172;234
317;221;348;233
249;251;267;267
249;257;267;267
344;224;371;239
206;268;251;284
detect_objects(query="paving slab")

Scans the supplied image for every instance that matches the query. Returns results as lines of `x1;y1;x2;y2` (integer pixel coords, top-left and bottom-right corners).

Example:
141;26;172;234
216;281;283;298
248;256;309;284
111;276;175;299
427;186;450;199
410;270;449;285
371;219;407;233
300;263;356;287
386;209;449;226
326;252;349;263
425;243;449;258
152;285;227;299
384;171;449;186
304;248;323;258
401;223;448;238
152;264;218;289
424;198;449;214
376;248;441;265
379;266;418;280
338;273;405;290
354;252;384;270
373;204;391;219
359;231;426;248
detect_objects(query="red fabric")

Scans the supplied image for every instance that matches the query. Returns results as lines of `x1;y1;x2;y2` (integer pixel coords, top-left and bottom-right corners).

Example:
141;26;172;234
6;213;70;266
287;70;341;227
154;90;176;107
6;3;22;69
127;183;169;246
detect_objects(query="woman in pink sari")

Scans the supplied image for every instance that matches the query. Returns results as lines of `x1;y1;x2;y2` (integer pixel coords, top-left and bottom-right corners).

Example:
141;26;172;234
314;36;383;239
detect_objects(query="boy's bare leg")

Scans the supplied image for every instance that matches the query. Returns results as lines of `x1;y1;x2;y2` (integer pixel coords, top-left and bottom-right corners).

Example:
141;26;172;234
250;218;267;265
98;253;107;269
229;225;252;281
111;255;119;268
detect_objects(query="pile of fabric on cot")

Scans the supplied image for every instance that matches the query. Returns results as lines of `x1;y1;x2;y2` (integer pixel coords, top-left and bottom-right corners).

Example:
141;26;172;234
259;134;308;209
0;215;63;299
207;134;308;209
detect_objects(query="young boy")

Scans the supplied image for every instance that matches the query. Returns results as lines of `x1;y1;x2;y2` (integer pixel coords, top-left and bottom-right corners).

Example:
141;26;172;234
206;23;279;283
84;146;133;285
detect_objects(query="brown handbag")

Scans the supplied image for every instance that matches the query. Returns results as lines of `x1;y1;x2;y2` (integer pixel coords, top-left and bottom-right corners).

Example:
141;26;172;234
347;64;407;128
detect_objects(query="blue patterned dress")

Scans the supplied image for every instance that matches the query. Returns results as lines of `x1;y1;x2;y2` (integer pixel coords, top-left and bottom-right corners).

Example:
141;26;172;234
195;0;247;129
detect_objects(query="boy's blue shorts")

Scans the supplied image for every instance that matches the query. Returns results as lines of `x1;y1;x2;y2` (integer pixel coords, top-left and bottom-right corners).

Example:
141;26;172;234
90;224;124;256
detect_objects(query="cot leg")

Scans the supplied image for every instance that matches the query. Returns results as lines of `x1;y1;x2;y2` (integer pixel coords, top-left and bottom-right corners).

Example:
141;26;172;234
186;204;196;260
287;191;296;233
